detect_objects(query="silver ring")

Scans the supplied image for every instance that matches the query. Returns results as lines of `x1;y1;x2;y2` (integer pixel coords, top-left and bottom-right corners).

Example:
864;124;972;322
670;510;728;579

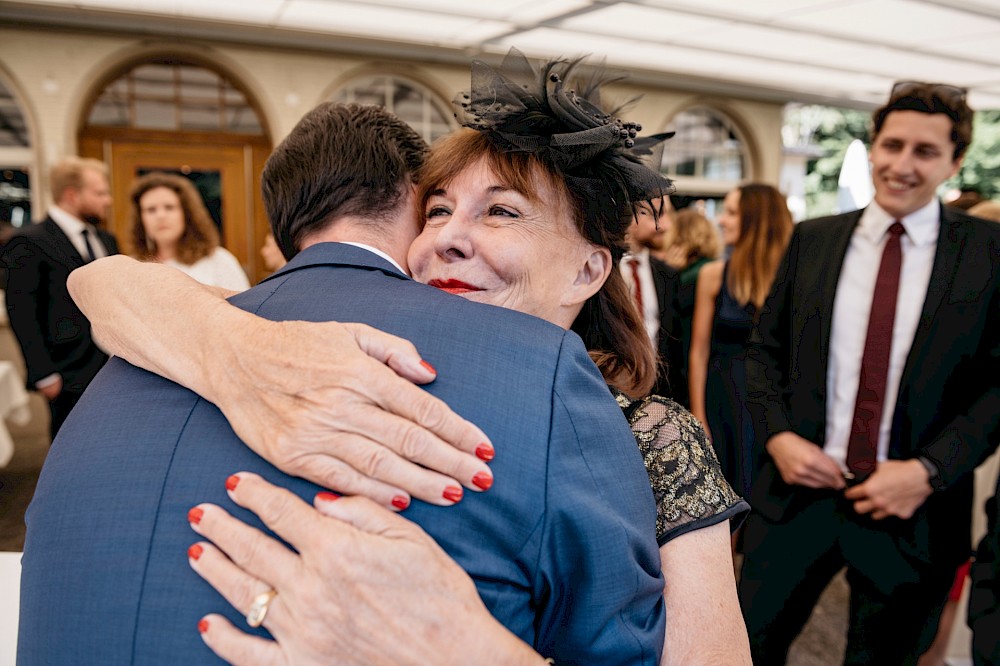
246;588;278;628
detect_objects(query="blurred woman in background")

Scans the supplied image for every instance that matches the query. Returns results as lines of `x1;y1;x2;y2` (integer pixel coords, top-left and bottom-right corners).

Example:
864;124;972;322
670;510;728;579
688;183;792;500
657;206;722;392
129;172;250;291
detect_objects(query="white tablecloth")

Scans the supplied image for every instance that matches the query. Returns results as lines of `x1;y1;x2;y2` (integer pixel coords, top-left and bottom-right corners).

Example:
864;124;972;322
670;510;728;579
0;551;21;666
0;360;31;468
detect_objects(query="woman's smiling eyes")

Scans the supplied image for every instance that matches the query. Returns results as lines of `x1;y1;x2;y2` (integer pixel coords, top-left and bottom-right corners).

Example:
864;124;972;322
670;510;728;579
426;204;451;219
488;204;519;218
423;202;521;222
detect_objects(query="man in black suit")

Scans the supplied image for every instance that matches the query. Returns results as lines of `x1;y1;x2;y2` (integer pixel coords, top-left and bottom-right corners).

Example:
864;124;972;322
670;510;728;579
2;157;117;435
623;196;687;405
741;82;1000;664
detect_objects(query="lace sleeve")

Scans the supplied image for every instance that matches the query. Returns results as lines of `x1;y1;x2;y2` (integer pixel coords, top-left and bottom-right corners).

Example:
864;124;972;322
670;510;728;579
616;391;749;546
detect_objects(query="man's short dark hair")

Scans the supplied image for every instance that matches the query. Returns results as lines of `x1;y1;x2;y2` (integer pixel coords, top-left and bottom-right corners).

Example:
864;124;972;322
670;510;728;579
873;82;973;160
263;103;429;259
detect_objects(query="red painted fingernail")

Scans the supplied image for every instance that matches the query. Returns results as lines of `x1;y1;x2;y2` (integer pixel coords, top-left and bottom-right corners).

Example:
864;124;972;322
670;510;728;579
443;486;463;503
188;507;204;525
475;443;495;462
472;472;493;490
391;495;410;510
198;618;209;634
420;360;437;374
188;543;203;561
225;475;240;491
316;491;340;503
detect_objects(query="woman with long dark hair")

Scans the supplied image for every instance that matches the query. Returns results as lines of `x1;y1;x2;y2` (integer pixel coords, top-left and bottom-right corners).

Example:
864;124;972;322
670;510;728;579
689;183;793;498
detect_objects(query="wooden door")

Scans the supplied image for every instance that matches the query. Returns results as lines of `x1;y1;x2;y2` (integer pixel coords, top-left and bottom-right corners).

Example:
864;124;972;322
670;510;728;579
79;130;271;284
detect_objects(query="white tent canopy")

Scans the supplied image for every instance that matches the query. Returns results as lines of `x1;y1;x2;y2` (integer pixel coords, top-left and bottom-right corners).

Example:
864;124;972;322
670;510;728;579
0;0;1000;109
3;0;1000;110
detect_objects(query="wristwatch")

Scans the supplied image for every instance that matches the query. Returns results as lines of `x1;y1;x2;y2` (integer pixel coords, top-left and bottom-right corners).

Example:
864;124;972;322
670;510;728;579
916;456;946;492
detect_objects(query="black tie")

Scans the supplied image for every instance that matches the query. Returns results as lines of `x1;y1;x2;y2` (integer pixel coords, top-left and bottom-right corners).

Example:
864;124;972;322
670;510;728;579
80;228;98;263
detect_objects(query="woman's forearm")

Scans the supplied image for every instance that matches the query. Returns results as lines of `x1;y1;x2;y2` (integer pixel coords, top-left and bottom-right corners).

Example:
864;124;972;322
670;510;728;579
69;255;243;401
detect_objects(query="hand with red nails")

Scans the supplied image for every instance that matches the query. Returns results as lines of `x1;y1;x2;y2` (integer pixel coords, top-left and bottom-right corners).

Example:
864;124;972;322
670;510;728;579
187;473;547;666
69;256;495;509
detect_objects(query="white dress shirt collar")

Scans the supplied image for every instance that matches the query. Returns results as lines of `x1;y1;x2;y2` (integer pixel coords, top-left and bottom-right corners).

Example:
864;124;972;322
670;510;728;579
48;205;107;260
339;241;409;276
49;204;87;237
859;199;940;248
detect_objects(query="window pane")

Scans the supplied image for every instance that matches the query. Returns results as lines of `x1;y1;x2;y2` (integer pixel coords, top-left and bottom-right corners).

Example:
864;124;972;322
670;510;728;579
0;169;32;226
134;98;177;130
85;61;264;136
225;106;263;134
180;105;220;130
88;99;130;127
0;80;30;147
660;107;747;182
132;64;175;99
180;66;220;102
330;75;454;144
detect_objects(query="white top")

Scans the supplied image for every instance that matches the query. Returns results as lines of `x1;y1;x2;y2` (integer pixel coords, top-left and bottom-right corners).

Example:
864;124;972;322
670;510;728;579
48;205;109;260
824;199;939;469
165;247;251;292
621;249;659;345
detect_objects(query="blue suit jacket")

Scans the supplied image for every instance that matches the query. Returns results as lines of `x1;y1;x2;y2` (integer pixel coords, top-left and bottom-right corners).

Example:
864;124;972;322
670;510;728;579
19;243;665;665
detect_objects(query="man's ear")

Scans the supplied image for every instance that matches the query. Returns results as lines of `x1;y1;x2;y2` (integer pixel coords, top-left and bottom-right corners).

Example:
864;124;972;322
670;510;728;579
563;245;612;307
948;154;965;179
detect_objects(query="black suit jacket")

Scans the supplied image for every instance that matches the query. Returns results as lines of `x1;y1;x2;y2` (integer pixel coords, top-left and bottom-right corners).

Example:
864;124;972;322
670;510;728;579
746;204;1000;569
649;256;688;406
1;216;118;392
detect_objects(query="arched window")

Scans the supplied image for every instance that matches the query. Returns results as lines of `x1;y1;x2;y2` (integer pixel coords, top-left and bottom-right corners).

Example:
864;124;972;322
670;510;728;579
331;75;455;143
660;106;748;188
86;60;264;135
0;77;33;227
80;57;272;282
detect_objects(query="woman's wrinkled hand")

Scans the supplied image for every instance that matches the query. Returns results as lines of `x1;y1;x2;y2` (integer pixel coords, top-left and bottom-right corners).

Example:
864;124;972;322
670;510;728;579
187;473;540;666
211;319;495;509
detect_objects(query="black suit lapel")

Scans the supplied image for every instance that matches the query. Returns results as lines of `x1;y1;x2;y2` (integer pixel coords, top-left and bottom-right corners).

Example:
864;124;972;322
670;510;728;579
896;204;966;400
41;218;87;268
815;211;862;371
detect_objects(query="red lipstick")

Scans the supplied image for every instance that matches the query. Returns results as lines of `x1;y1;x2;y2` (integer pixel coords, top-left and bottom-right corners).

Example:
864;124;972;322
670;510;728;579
428;279;483;295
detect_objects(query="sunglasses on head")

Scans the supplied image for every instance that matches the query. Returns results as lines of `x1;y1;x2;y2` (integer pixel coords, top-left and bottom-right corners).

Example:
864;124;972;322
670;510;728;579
890;81;967;103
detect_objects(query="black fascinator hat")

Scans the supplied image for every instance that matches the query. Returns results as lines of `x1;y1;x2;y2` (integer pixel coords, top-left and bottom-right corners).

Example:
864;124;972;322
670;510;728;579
453;48;675;259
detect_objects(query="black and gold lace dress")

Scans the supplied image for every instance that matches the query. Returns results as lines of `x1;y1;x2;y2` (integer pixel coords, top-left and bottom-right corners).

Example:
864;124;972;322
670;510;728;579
616;391;750;547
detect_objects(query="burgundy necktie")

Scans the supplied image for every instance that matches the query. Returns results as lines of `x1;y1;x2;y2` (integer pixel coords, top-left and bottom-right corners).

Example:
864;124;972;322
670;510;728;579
627;257;644;316
846;221;906;480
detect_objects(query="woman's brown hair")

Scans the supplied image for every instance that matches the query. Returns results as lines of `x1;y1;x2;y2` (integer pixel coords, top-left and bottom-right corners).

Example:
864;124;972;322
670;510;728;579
128;172;219;265
726;183;793;312
418;129;657;397
665;207;722;268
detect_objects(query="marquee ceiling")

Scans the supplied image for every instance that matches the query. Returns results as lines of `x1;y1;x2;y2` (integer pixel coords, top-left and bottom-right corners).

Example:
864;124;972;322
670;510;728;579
3;0;1000;110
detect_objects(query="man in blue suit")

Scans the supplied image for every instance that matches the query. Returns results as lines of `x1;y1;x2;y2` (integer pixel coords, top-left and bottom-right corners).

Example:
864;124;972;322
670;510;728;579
19;103;665;665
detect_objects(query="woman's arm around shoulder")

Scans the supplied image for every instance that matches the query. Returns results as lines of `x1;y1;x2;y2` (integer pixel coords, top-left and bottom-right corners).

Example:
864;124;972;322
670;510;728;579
67;255;494;507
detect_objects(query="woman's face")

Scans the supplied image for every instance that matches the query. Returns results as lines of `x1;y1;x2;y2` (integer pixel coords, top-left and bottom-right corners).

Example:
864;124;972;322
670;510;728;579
408;158;605;329
139;186;186;251
717;188;741;247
